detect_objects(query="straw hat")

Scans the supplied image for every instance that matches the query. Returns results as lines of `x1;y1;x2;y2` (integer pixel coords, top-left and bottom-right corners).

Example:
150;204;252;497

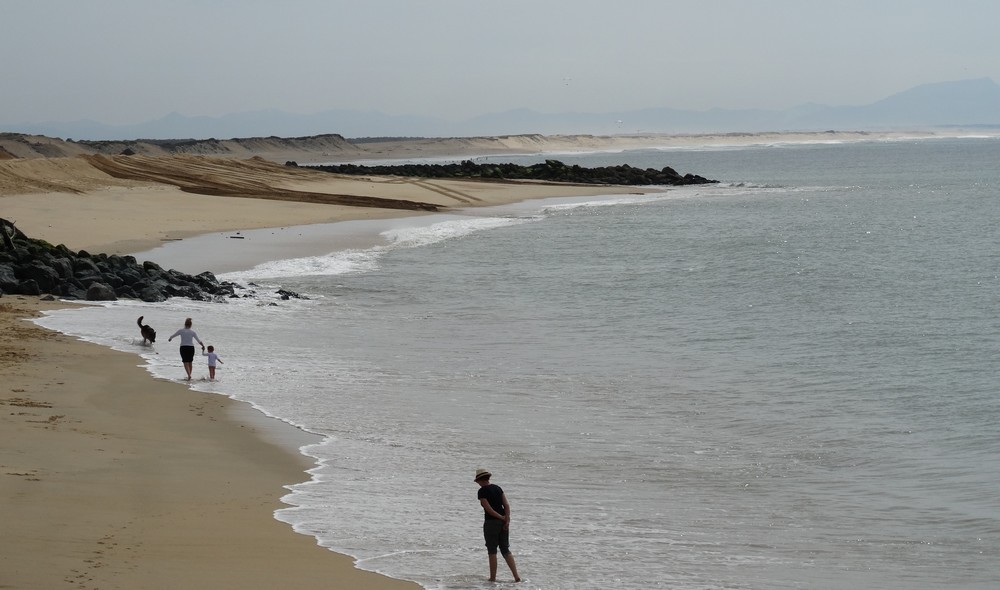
474;468;492;482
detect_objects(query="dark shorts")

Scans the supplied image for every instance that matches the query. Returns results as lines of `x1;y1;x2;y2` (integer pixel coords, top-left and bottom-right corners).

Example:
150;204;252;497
483;519;510;556
180;345;195;363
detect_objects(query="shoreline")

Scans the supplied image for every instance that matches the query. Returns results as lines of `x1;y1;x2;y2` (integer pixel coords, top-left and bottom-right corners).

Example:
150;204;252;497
0;154;669;588
0;296;422;589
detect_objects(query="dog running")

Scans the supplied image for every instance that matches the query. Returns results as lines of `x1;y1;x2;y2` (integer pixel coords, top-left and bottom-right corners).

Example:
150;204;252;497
137;316;156;345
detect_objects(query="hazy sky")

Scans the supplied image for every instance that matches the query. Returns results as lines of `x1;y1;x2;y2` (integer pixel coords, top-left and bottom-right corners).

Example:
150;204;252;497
3;0;999;125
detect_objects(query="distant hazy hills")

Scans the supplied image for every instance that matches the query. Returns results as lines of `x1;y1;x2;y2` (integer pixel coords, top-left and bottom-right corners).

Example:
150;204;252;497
7;78;1000;141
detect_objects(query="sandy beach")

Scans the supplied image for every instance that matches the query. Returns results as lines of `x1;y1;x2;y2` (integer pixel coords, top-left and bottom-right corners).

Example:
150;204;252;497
0;148;661;588
4;129;970;588
0;296;426;590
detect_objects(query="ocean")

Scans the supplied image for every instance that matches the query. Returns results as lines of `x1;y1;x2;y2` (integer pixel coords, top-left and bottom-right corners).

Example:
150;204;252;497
36;135;1000;589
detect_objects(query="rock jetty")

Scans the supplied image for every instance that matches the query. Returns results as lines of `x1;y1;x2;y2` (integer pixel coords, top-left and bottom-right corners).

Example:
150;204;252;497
0;218;238;303
301;158;717;186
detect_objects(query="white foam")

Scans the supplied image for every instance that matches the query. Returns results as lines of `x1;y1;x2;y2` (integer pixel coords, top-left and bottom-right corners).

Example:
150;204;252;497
538;191;678;212
219;215;533;281
221;248;384;281
380;215;530;248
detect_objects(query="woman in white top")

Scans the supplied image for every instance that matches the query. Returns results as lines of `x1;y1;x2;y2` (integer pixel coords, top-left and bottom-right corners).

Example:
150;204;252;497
167;317;204;380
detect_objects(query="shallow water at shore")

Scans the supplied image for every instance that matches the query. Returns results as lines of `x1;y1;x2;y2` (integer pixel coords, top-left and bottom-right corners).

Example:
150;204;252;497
38;137;1000;589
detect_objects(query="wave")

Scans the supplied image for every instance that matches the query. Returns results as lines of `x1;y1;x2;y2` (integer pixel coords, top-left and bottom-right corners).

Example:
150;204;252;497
539;191;686;212
220;215;534;281
218;178;841;284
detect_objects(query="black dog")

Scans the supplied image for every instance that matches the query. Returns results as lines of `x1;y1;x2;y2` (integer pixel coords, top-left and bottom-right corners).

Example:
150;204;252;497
137;316;156;345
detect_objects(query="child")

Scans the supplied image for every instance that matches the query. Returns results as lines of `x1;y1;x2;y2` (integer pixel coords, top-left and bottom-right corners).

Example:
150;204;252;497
202;345;224;380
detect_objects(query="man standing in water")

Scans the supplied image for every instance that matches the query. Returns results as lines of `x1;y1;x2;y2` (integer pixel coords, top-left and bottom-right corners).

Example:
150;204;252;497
474;468;521;582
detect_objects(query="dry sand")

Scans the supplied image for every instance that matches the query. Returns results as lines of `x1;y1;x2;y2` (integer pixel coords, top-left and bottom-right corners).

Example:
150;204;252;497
1;154;651;253
0;151;662;589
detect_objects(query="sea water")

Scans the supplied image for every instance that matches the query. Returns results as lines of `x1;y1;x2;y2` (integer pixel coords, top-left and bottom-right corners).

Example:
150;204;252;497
36;136;1000;589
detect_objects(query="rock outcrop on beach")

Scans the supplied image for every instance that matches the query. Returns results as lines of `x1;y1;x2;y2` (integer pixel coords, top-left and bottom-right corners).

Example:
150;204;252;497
305;158;717;185
0;218;237;302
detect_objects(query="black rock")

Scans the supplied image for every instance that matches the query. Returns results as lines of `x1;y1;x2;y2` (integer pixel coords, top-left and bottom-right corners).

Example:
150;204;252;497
86;282;117;301
0;219;247;304
306;158;718;186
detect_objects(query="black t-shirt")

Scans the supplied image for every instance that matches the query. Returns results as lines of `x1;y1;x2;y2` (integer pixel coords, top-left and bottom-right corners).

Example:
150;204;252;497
477;483;505;521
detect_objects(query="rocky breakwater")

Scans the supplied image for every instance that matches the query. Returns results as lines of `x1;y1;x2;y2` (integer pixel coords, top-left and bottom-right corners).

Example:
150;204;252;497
0;218;237;303
302;158;718;186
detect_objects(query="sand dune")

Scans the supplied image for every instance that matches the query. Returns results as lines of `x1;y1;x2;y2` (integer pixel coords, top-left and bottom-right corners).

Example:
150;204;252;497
2;129;961;165
0;155;155;194
83;154;442;210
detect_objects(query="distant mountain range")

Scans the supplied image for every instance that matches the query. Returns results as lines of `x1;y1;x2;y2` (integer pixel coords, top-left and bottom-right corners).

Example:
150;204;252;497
6;78;1000;141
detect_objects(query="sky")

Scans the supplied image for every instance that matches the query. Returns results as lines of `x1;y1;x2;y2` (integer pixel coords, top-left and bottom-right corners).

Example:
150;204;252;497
3;0;1000;126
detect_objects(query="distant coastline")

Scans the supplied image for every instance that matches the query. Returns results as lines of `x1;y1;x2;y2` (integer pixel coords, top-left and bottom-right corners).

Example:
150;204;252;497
3;129;995;165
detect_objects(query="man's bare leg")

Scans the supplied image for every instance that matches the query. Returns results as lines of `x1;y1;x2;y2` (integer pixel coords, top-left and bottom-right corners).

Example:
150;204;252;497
488;553;498;581
504;552;521;582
